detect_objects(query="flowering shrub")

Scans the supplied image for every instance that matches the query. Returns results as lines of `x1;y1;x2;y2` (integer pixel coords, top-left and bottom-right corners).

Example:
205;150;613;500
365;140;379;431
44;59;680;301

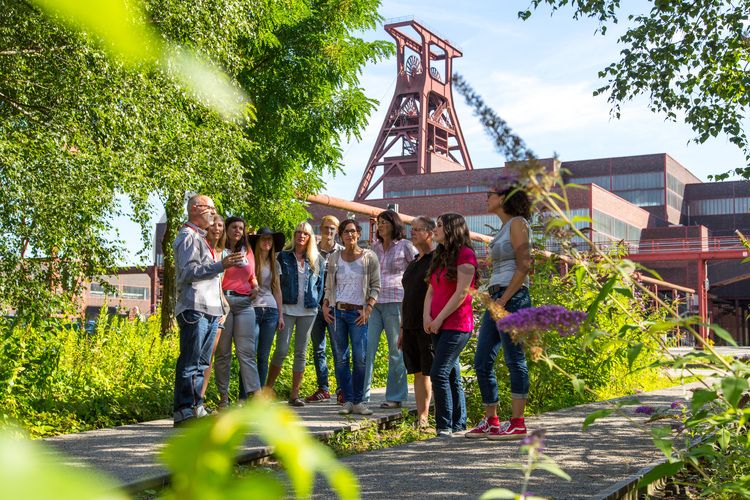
495;305;586;361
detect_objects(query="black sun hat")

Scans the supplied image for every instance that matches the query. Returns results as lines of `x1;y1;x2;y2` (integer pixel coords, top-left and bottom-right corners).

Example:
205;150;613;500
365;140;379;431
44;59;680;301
247;226;286;251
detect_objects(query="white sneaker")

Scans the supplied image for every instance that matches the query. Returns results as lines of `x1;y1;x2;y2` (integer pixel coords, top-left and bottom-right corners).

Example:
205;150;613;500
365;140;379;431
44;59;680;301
351;402;373;415
339;401;353;415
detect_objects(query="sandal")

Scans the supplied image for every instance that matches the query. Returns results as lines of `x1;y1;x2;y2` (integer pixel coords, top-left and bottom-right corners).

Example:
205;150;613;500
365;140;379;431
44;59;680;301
379;401;402;409
288;398;306;407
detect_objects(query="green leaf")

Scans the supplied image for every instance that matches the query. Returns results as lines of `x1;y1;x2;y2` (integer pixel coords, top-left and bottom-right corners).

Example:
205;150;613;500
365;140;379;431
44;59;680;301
571;376;586;397
627;343;644;371
710;324;738;347
574;265;586;293
479;488;518;499
637;461;684;489
0;430;128;499
536;458;572;481
586;275;618;323
691;389;718;412
582;409;614;431
614;287;634;298
716;428;731;451
721;376;749;408
651;425;674;458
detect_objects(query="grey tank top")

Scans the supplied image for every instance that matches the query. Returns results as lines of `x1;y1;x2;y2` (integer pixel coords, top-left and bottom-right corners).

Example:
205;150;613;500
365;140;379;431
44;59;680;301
489;216;530;287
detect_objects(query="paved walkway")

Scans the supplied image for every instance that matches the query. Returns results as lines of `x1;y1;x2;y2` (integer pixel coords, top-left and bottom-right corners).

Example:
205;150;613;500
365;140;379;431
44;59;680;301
43;388;415;491
312;383;703;499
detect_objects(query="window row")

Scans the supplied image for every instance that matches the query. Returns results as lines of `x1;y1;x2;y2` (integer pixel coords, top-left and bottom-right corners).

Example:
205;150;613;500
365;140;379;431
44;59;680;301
570;171;665;191
385;185;486;198
90;283;149;300
688;197;750;215
614;189;665;207
593;210;643;241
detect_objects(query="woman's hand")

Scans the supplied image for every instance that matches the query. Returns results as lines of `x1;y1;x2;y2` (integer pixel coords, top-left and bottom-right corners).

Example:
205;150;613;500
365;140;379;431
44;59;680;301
277;315;285;332
322;306;334;324
423;314;433;334
356;304;371;326
427;316;443;334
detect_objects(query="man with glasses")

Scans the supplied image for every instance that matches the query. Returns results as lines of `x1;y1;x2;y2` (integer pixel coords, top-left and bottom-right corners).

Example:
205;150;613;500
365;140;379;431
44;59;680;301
304;215;344;403
173;194;245;427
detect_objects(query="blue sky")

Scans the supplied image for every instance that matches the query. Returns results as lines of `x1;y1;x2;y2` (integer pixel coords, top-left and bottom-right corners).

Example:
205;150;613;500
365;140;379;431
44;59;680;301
117;1;748;264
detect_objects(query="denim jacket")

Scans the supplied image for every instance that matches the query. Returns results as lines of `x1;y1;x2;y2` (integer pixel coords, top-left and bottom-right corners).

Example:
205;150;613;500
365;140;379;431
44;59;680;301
277;251;325;308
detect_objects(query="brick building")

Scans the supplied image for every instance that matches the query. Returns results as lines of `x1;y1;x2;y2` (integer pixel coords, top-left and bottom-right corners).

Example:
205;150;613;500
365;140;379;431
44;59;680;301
309;152;750;344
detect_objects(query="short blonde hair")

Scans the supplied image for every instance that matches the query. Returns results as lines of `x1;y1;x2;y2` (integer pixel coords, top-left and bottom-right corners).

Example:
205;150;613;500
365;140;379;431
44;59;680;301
320;215;340;227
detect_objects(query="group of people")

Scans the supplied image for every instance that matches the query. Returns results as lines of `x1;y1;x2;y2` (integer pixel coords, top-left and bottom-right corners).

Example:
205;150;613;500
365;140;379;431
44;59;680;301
172;173;534;441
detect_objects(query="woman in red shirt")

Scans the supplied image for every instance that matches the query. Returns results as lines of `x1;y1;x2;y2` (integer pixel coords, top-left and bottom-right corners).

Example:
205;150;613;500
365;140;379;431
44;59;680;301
214;216;259;406
423;213;478;437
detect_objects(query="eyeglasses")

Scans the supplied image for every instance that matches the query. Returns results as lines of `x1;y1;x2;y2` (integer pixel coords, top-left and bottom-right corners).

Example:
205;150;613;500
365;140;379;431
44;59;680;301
411;226;429;233
342;229;358;235
195;204;216;211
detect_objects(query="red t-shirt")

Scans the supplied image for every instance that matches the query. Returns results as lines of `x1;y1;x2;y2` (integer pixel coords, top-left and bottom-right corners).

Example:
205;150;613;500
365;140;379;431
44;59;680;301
222;246;256;295
429;245;477;333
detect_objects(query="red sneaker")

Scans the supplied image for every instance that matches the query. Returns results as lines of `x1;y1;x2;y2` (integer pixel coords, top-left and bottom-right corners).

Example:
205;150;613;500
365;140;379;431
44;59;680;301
304;388;331;403
336;388;344;405
488;419;527;440
465;417;499;439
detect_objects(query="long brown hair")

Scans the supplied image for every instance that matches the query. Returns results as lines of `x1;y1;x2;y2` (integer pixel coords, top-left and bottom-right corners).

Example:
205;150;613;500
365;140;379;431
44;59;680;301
254;236;280;296
428;213;477;284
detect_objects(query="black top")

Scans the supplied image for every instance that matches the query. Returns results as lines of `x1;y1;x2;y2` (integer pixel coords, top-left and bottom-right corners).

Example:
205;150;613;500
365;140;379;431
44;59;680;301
401;251;434;329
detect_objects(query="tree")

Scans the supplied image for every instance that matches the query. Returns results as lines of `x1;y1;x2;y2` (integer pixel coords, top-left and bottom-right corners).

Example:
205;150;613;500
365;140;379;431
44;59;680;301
520;0;750;179
0;0;392;329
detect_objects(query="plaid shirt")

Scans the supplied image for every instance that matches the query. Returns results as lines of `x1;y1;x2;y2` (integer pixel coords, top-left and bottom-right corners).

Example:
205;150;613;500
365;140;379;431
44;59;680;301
372;238;415;303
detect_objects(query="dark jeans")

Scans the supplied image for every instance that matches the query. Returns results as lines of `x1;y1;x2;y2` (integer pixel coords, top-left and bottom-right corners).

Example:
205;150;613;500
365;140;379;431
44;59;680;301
254;306;279;387
174;310;218;414
310;308;332;391
430;329;470;433
474;287;531;403
329;308;368;404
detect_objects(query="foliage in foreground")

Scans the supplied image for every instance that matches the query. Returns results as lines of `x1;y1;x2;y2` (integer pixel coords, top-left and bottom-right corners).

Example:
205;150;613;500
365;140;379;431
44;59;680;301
1;394;357;499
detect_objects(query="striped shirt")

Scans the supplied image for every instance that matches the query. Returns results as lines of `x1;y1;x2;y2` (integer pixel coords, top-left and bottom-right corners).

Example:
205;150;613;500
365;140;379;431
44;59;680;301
372;239;415;303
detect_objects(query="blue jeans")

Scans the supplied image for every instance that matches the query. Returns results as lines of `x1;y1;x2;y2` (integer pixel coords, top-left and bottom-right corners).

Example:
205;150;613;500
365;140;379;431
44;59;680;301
475;287;531;403
364;302;408;402
310;309;331;391
430;329;470;433
329;308;368;404
254;307;279;387
174;310;218;414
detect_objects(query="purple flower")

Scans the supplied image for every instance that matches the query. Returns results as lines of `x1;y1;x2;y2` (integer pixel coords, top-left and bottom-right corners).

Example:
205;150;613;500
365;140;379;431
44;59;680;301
670;400;684;409
635;405;655;416
520;428;546;450
496;305;587;338
671;422;685;432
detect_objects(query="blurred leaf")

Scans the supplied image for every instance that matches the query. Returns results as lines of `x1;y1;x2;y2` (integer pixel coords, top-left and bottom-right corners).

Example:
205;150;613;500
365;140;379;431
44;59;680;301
691;389;718;413
586;275;618;323
627;343;644;371
710;324;738;347
721;376;749;408
614;287;633;299
582;409;614;431
651;425;674;459
479;488;519;499
571;376;585;397
0;430;127;499
536;457;572;481
637;461;684;489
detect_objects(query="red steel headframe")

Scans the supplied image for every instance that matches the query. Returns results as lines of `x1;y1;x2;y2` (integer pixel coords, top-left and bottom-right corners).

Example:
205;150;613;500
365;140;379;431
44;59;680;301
354;19;473;201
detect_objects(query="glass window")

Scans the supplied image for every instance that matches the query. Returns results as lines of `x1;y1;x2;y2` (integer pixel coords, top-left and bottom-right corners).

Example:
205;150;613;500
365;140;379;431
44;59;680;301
667;190;683;210
689;198;734;215
667;174;685;195
615;189;665;207
122;286;149;300
90;283;106;296
569;176;610;189
611;172;664;190
736;197;750;214
593;210;642;241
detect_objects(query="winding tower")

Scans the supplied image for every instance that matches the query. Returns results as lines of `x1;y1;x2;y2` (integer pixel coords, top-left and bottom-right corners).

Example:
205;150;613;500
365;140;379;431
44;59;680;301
354;19;473;201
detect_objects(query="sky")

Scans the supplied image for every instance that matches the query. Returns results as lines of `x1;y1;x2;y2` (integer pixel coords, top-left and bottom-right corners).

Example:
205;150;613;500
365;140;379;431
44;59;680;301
117;1;748;265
